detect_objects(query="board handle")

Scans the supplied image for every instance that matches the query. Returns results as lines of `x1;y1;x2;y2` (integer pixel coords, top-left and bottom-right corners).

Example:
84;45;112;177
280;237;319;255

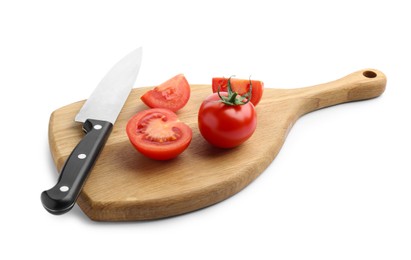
295;69;387;114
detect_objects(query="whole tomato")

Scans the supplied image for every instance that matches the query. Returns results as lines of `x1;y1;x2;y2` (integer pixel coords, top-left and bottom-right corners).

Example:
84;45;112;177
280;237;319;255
198;89;257;148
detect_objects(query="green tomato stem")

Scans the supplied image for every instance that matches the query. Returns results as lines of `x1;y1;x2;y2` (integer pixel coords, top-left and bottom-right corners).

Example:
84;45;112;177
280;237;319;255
217;76;253;106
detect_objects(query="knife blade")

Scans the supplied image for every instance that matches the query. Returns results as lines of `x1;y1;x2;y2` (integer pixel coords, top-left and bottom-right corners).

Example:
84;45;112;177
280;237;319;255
41;47;143;215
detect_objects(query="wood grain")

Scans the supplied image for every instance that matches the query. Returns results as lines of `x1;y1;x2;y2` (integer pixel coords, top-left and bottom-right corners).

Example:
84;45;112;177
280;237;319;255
48;69;386;221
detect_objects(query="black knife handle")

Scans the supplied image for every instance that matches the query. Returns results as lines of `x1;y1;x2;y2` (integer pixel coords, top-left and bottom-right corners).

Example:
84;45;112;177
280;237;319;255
41;119;113;215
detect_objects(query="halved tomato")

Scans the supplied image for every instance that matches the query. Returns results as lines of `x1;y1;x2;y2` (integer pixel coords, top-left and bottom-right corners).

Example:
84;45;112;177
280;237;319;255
212;77;264;106
141;74;190;112
126;108;192;160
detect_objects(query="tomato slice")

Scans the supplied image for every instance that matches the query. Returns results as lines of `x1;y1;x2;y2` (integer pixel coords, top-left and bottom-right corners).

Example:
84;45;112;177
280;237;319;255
141;74;190;112
212;77;264;106
126;108;192;160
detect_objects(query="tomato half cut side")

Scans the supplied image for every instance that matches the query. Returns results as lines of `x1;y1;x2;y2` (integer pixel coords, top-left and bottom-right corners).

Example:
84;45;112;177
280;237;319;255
126;108;192;160
141;74;191;112
212;77;264;106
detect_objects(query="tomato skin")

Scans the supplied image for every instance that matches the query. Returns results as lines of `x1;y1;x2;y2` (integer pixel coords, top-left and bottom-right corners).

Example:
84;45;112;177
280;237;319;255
198;93;257;148
126;108;192;160
141;74;190;112
212;77;264;106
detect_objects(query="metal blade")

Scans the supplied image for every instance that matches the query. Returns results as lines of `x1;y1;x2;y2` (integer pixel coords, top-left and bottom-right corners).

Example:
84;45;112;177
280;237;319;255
75;47;143;124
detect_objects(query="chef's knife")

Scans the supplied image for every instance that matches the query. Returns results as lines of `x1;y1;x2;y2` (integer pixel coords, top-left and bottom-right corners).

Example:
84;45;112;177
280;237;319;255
41;47;143;215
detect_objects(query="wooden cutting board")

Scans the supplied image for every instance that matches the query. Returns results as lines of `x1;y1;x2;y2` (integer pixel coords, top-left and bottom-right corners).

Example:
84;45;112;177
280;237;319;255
48;69;386;221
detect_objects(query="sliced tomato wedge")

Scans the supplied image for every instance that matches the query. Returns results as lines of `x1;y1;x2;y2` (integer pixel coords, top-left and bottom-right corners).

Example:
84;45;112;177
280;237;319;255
212;77;264;106
126;108;192;160
141;74;190;112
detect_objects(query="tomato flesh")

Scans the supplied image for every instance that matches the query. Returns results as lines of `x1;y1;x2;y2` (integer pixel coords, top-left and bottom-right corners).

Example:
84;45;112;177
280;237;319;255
198;92;257;148
141;74;190;112
126;108;192;160
212;77;264;106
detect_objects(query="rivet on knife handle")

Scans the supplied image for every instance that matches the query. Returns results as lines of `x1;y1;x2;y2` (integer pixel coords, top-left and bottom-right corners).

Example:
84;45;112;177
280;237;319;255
41;119;113;215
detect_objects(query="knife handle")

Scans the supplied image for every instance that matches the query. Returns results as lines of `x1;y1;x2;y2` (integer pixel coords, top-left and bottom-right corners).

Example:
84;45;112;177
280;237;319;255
41;119;113;215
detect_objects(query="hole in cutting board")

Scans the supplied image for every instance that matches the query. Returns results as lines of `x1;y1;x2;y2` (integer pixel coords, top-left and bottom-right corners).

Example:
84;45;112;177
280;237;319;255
363;70;377;78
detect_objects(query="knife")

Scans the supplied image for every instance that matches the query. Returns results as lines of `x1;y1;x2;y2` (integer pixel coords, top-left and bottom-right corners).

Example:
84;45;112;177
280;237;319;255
41;47;143;215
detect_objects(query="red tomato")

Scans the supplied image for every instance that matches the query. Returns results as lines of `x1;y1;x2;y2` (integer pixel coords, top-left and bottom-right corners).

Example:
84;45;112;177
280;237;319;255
212;77;264;106
126;108;192;160
141;74;190;112
198;92;257;148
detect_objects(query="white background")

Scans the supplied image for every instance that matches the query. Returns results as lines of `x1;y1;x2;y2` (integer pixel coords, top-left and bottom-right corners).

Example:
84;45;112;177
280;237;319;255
1;0;410;259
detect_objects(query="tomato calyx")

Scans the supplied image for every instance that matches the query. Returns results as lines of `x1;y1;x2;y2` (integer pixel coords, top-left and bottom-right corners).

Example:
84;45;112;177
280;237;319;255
217;76;252;106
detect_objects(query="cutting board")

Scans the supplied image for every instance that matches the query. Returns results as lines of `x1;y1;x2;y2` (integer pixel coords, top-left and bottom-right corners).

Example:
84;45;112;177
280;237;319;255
48;69;386;221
